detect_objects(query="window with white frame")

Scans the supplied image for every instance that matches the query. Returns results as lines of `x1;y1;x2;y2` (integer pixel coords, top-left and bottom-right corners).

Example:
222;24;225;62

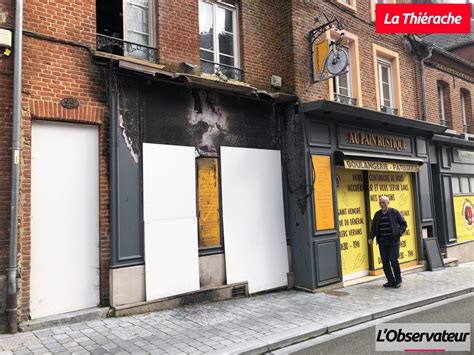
438;83;446;125
96;0;156;61
460;89;470;133
377;58;395;113
199;0;241;80
332;44;355;105
125;0;154;56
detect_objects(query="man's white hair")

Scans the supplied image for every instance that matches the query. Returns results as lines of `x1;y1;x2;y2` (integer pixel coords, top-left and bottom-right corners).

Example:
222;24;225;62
379;196;390;203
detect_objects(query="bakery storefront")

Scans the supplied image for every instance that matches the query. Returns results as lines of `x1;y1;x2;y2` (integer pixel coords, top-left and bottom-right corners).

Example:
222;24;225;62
284;101;446;291
430;135;474;262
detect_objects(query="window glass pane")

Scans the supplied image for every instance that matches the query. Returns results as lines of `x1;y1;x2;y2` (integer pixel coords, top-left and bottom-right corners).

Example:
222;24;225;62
200;50;213;61
130;0;149;7
217;7;233;33
219;33;234;56
128;4;149;37
219;55;234;67
452;177;460;194
381;65;389;83
128;32;148;46
470;177;474;193
201;60;215;74
338;72;349;90
199;1;214;51
461;177;470;193
382;83;390;102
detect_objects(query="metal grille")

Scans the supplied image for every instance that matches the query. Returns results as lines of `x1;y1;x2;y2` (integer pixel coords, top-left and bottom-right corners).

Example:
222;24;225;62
96;34;158;63
200;59;244;81
334;93;357;106
231;285;247;298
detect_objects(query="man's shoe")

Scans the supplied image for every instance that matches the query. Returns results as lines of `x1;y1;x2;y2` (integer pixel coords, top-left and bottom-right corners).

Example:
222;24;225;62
392;282;402;288
383;282;394;287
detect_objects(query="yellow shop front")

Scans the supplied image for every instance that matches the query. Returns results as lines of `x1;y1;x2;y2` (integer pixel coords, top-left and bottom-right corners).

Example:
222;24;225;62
335;161;419;281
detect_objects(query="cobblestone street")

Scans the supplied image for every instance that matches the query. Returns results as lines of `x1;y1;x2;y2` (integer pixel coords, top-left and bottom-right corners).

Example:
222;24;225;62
0;262;472;354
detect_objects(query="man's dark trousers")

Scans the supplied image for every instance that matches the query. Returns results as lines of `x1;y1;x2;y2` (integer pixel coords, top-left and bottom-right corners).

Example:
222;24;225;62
378;239;401;284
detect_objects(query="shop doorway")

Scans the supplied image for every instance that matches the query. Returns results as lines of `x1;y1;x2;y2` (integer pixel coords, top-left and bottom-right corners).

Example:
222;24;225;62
336;167;418;281
336;168;369;281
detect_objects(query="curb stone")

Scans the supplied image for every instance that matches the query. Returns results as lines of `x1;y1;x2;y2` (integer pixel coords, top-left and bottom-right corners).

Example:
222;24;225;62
224;287;473;354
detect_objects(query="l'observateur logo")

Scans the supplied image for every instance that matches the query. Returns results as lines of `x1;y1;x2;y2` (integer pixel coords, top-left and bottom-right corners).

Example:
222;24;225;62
375;4;471;34
375;323;471;352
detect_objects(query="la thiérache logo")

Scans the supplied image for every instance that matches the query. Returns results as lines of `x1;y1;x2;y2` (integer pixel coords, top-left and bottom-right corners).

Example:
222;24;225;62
375;4;471;34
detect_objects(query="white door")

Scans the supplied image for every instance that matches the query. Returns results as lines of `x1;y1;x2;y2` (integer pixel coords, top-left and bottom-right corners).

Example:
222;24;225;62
30;120;100;319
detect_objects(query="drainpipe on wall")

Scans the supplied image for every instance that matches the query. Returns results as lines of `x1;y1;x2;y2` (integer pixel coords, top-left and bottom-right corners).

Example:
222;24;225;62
7;0;23;334
420;44;433;122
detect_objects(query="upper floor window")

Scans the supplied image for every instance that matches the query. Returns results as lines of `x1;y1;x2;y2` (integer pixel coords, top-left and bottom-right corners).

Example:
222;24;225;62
437;81;452;128
377;59;395;113
337;0;357;11
460;89;472;134
328;31;362;107
438;83;446;125
332;44;355;105
96;0;156;62
373;44;402;116
199;0;241;81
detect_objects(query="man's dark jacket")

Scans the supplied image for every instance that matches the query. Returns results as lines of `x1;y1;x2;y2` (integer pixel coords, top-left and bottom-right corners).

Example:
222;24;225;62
369;207;407;243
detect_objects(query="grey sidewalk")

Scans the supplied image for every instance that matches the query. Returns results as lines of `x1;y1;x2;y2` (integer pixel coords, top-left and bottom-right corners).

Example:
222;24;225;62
1;262;473;354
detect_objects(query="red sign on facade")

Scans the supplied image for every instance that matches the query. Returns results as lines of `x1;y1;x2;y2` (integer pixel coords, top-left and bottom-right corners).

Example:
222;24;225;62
375;4;471;34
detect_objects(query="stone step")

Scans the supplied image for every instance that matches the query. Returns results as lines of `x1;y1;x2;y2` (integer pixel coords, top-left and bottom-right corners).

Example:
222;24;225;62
19;307;110;332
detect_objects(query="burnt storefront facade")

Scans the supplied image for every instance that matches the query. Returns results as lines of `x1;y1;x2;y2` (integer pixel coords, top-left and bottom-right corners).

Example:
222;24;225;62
108;66;292;309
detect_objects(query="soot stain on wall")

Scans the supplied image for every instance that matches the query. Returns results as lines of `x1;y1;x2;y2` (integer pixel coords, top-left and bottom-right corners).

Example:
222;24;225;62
117;77;280;151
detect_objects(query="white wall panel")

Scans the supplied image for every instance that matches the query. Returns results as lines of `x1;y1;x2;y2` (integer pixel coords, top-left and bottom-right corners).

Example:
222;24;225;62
142;143;200;300
30;121;99;319
144;218;200;300
142;143;196;221
221;147;289;293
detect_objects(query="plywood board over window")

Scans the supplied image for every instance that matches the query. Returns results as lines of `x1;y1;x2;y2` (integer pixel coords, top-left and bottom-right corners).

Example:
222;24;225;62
142;143;200;300
221;147;289;294
197;157;222;249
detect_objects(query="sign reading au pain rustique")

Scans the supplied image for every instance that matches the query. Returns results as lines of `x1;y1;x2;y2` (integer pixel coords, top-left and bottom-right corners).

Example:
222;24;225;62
338;127;412;154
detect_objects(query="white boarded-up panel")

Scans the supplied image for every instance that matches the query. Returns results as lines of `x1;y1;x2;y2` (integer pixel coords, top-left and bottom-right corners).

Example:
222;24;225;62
144;218;200;300
143;143;200;300
31;121;99;318
143;143;196;221
221;147;289;293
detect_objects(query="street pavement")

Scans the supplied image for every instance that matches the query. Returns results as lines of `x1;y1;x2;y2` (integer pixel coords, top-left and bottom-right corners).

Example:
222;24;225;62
278;294;473;354
0;262;473;354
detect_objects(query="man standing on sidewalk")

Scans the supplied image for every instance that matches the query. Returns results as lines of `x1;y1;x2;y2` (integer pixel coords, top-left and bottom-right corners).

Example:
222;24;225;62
368;196;407;289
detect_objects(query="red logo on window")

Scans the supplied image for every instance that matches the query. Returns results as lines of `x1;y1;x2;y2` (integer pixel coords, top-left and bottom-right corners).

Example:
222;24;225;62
375;4;471;34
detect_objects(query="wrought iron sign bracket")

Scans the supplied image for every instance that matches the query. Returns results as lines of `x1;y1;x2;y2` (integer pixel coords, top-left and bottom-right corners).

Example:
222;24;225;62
309;13;348;83
309;13;344;47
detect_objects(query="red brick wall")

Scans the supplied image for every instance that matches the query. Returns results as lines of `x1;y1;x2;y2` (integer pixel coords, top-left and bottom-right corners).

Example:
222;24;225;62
239;0;284;91
288;0;421;119
156;0;200;71
0;0;15;329
424;63;474;134
0;0;109;325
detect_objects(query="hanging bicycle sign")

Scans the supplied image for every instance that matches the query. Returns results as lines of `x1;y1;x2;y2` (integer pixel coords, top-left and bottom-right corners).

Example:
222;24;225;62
309;13;349;82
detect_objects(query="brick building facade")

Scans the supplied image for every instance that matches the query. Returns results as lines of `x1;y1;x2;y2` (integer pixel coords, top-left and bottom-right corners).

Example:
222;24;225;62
0;0;472;332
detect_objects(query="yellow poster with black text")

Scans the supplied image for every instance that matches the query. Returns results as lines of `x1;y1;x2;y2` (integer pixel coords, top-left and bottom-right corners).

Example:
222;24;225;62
368;172;417;269
453;195;474;243
336;168;369;280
